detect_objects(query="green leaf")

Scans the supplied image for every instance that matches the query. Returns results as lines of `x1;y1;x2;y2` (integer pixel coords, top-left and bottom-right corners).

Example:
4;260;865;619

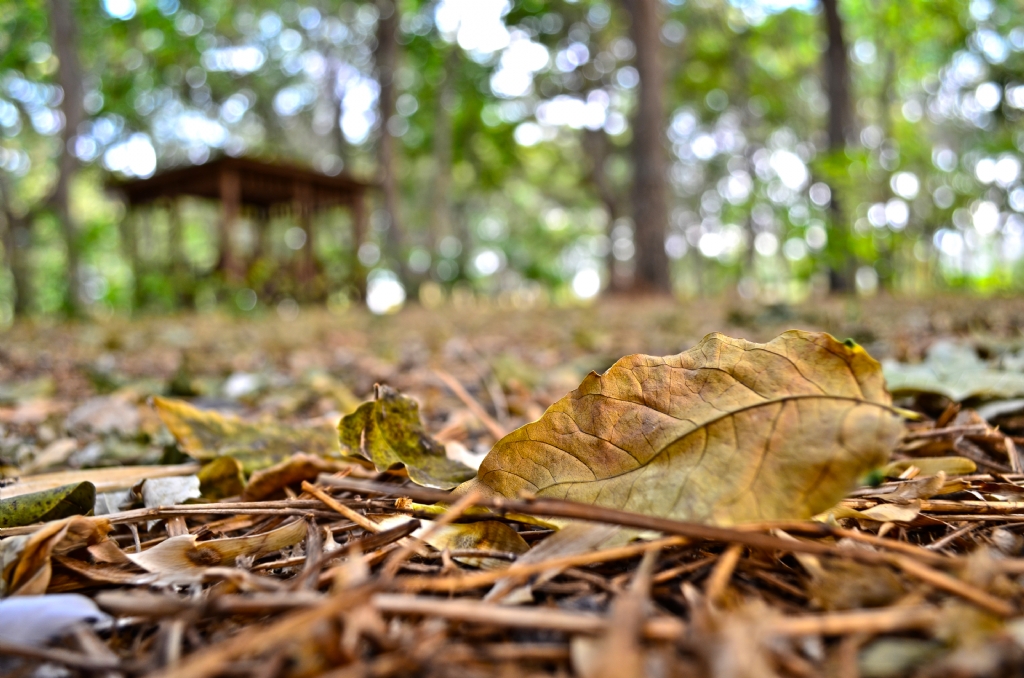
0;482;96;528
196;457;246;501
339;385;476;490
882;341;1024;402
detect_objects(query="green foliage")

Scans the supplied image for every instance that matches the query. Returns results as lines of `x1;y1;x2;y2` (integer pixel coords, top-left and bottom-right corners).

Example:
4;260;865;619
3;0;1024;319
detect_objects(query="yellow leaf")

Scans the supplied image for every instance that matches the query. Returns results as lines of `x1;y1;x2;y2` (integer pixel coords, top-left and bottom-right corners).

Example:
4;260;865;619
152;397;343;473
459;331;904;525
882;457;977;478
374;515;529;570
197;456;246;501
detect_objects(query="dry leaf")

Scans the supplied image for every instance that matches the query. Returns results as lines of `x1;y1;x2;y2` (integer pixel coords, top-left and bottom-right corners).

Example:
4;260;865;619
242;453;358;501
197;456;246;501
141;476;201;508
460;331;903;525
374;514;529;570
882;457;977;478
339;385;476;490
859;501;923;523
125;519;307;581
2;516;111;596
883;340;1024;402
153;396;343;473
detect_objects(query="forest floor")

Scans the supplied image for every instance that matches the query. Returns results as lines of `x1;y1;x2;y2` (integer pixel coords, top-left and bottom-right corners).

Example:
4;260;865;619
4;294;1024;677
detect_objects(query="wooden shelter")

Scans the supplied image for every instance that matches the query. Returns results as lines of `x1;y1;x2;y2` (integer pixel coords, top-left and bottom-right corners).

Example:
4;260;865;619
109;156;372;301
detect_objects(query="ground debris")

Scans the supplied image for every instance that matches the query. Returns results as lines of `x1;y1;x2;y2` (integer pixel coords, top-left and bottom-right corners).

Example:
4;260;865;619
4;300;1024;676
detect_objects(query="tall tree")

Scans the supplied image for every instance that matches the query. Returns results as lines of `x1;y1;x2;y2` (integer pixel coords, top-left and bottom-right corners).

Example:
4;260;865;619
374;0;406;279
820;0;857;290
49;0;85;315
428;46;459;251
621;0;671;294
0;172;32;315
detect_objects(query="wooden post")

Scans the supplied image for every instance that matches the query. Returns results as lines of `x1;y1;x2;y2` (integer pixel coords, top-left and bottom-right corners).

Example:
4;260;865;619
218;167;242;281
293;181;315;299
350;190;367;295
119;207;142;311
166;198;194;308
249;206;268;275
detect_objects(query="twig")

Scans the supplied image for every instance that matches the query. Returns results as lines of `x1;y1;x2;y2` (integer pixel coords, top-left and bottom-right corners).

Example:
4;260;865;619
0;640;121;671
371;593;685;639
317;477;960;569
301;481;380;533
902;425;989;440
704;544;743;604
926;523;978;551
890;554;1014;617
433;369;508;440
398;537;687;592
148;585;376;678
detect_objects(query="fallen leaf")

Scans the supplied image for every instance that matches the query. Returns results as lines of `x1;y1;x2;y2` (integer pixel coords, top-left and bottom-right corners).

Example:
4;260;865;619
125;519;307;581
2;516;112;596
20;438;78;474
459;331;903;525
374;514;529;570
152;396;342;473
197;456;246;501
0;482;96;529
141;476;201;508
66;395;141;437
882;340;1024;402
882;457;977;478
859;501;923;523
242;453;357;501
339;385;476;490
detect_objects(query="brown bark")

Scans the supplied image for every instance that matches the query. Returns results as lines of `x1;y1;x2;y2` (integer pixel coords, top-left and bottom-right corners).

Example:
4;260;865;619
0;172;32;315
375;0;406;279
820;0;857;291
428;47;458;252
49;0;85;315
621;0;671;294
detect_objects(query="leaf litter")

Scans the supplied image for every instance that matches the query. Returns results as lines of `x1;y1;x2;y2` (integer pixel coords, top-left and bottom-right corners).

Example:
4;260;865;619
5;299;1024;676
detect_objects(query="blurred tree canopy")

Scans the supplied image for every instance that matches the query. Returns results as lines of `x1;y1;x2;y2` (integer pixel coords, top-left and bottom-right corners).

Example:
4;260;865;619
1;0;1023;320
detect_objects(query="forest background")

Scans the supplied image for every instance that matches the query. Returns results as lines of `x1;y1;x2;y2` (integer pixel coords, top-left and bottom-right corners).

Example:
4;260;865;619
0;0;1021;321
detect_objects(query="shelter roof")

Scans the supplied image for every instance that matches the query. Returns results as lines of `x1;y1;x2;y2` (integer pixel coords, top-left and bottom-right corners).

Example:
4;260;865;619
107;156;373;208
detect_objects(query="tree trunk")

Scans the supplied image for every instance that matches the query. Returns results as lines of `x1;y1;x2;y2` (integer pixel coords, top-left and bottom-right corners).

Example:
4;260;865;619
0;172;32;315
820;0;857;291
621;0;671;294
428;47;458;252
49;0;85;316
375;0;406;279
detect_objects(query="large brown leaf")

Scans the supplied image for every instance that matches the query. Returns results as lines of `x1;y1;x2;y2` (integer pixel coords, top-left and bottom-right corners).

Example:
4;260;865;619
458;331;903;525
